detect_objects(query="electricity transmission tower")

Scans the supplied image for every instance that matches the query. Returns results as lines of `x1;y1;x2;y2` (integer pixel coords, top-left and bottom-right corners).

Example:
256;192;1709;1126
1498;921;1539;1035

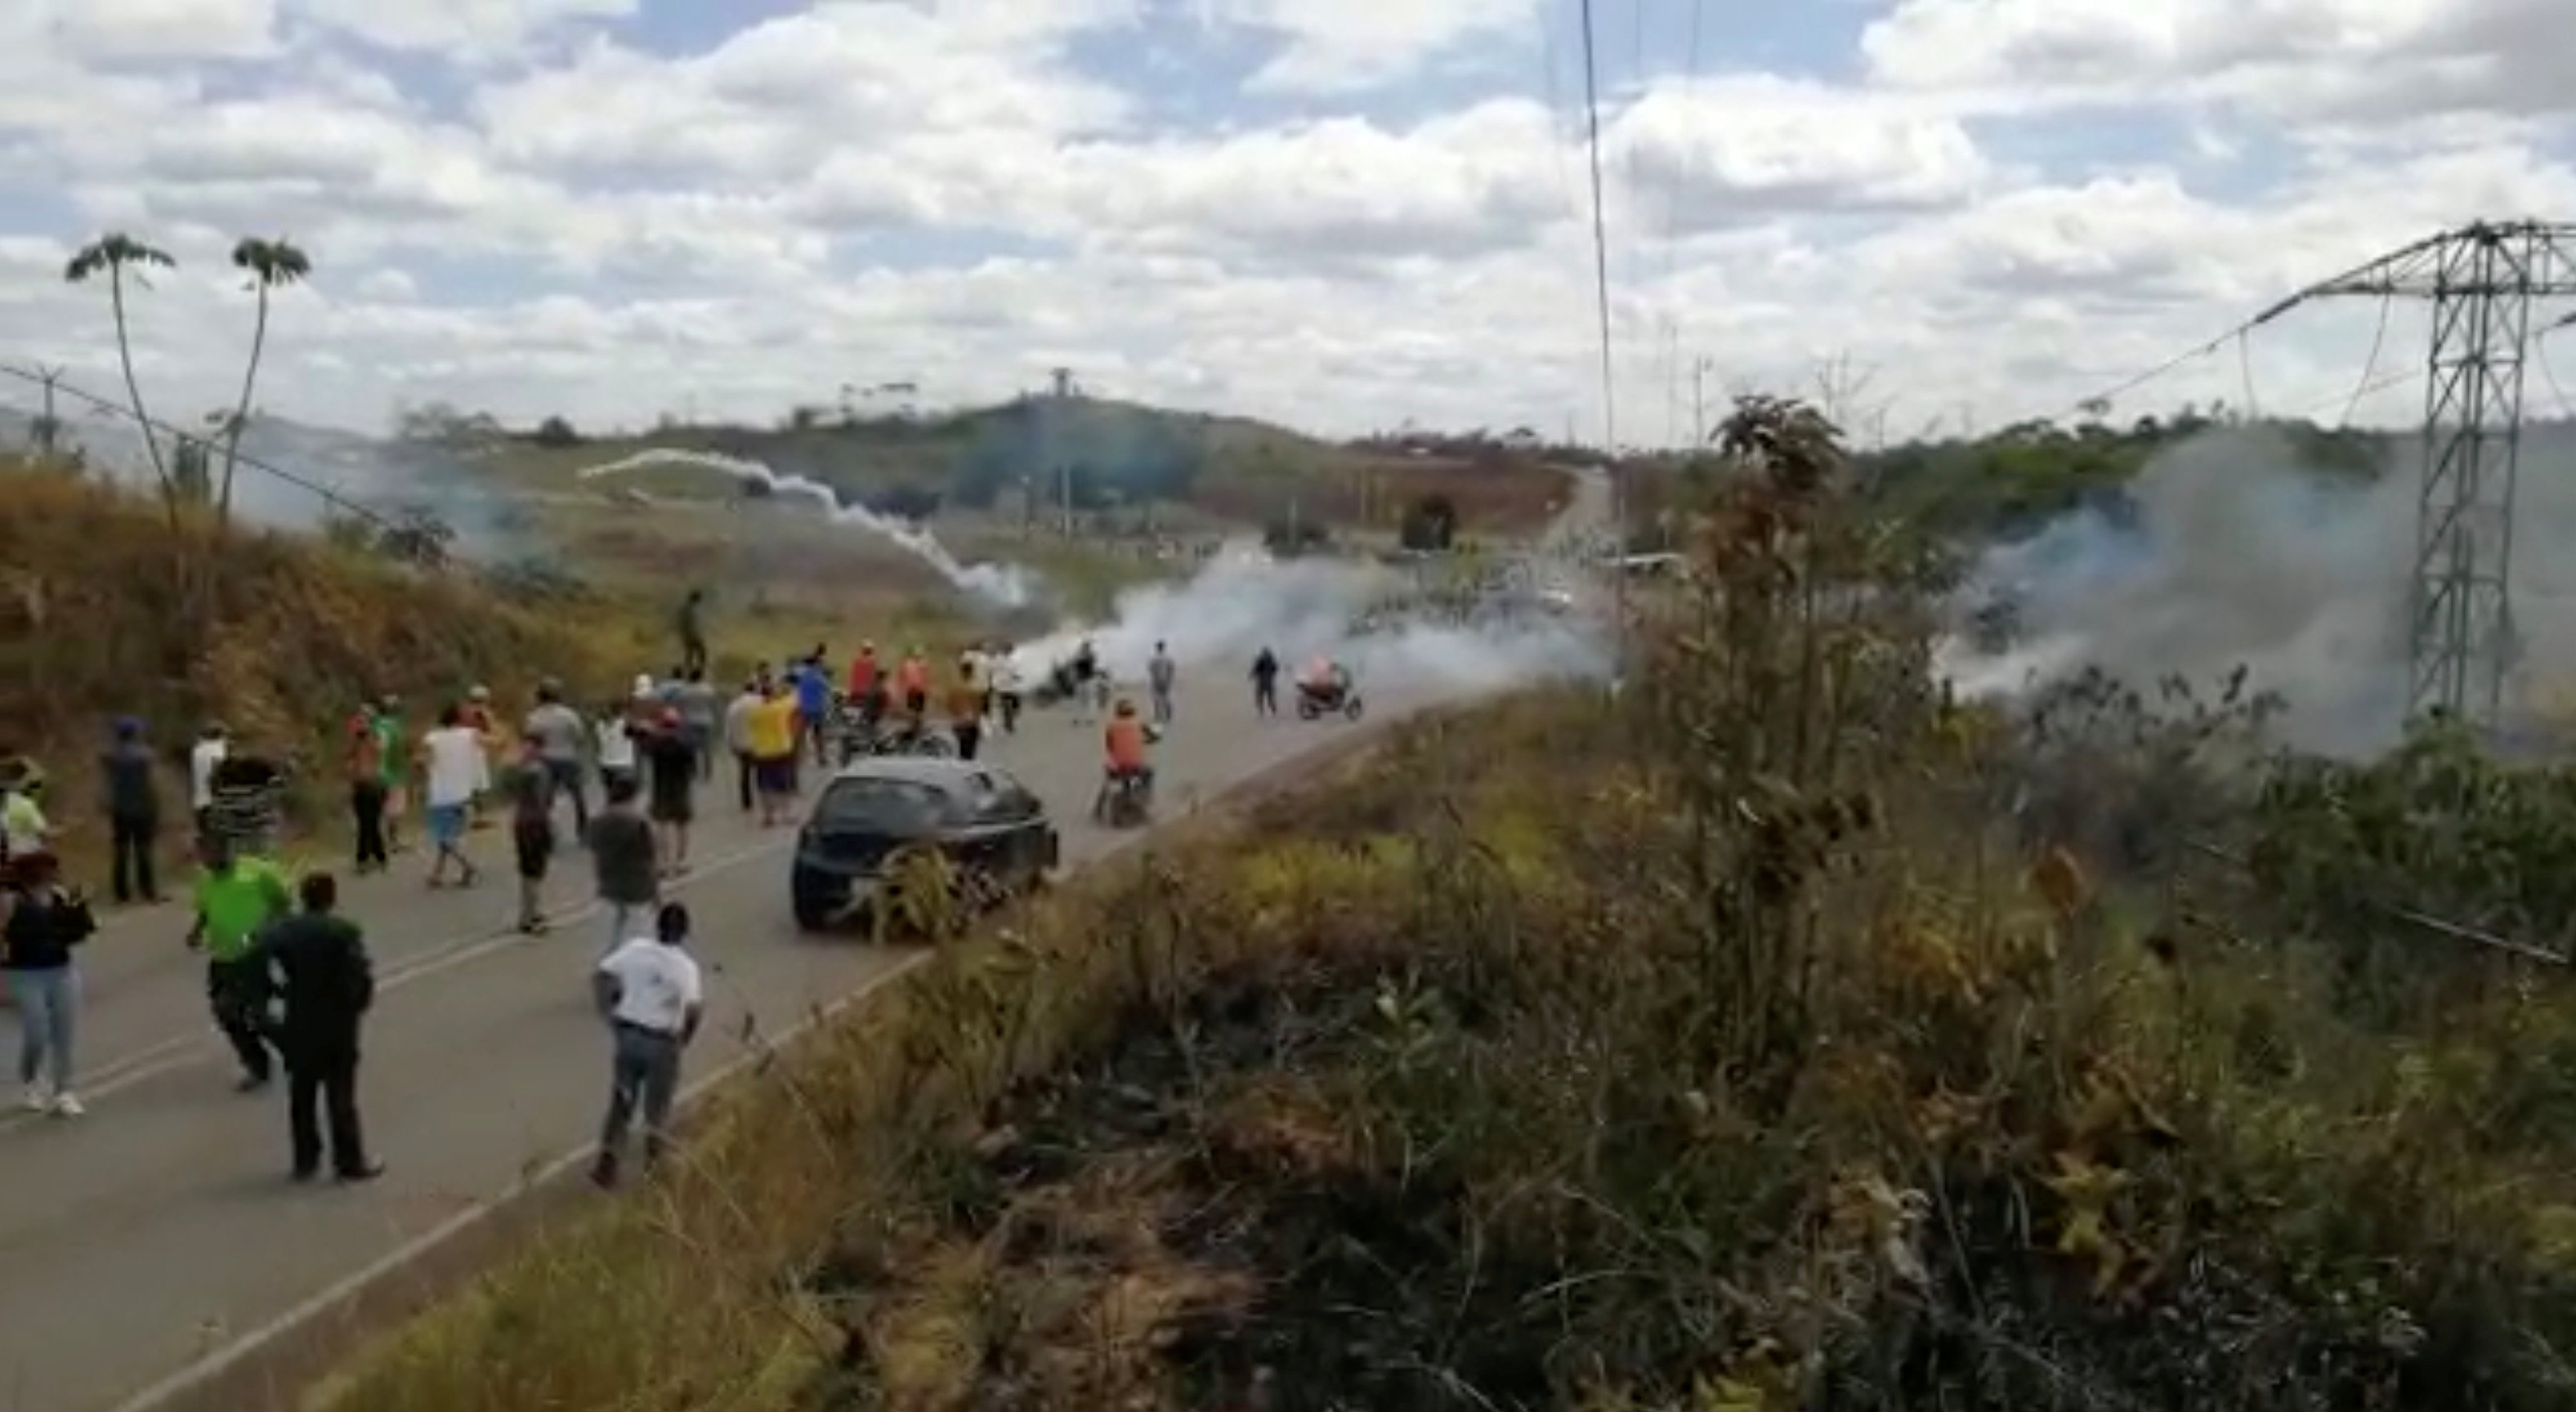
2254;221;2576;726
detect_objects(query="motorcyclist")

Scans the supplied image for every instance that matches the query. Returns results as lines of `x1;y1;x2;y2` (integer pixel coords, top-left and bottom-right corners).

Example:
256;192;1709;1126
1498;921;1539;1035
1098;698;1153;815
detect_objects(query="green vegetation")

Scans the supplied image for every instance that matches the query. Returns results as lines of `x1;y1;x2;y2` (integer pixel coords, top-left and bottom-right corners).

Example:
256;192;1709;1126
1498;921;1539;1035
0;458;659;882
313;398;2573;1411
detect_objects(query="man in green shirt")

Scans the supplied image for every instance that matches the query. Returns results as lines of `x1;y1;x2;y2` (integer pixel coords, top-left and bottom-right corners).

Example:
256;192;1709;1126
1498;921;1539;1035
369;696;409;855
187;834;292;1089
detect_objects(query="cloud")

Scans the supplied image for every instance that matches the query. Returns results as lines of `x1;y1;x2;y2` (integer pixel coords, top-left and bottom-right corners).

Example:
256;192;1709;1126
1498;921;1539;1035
0;0;2565;481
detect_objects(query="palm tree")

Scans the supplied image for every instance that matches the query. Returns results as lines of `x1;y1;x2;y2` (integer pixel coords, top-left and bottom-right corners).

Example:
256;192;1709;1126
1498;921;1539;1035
221;236;311;525
63;232;177;497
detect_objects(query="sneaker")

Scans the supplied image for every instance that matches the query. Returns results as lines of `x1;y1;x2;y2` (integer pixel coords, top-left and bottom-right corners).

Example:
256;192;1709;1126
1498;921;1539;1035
50;1092;83;1117
20;1084;47;1112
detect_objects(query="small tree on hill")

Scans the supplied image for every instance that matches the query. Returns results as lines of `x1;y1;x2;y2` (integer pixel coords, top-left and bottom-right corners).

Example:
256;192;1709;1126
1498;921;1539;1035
531;415;581;447
63;231;177;513
219;235;312;530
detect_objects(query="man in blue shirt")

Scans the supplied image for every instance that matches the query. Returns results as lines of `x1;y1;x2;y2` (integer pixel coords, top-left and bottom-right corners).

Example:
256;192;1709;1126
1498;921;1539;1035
792;650;831;770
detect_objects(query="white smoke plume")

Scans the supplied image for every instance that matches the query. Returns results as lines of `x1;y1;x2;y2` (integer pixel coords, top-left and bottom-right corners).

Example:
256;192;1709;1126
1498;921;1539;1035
576;447;1042;609
1935;422;2576;755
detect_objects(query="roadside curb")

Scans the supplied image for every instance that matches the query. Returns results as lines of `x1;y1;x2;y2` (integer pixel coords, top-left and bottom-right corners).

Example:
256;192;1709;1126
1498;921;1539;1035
111;713;1418;1412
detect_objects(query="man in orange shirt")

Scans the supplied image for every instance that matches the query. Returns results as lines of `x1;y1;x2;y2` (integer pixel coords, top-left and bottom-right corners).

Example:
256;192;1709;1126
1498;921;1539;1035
1102;698;1151;794
847;641;879;704
895;648;930;720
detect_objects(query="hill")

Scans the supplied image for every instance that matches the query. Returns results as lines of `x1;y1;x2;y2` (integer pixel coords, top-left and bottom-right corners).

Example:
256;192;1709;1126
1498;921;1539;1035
0;458;731;882
448;396;1576;539
317;401;2576;1412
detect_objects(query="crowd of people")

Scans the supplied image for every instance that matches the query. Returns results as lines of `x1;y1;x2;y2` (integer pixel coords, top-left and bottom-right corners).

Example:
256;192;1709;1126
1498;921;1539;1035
0;628;1329;1186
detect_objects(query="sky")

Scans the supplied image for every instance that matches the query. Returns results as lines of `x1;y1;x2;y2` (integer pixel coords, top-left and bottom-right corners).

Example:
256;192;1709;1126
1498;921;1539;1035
0;0;2570;448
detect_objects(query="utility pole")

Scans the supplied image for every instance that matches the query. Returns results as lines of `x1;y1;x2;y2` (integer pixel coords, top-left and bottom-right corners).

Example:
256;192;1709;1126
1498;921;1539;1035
1690;357;1710;447
2248;221;2576;726
1049;365;1076;538
29;363;63;455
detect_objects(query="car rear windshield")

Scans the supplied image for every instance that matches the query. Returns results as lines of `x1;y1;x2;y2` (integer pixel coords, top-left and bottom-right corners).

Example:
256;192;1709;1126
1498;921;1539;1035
813;778;951;834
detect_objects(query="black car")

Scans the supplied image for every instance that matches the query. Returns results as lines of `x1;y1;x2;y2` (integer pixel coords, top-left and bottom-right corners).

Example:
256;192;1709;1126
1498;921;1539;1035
790;757;1059;934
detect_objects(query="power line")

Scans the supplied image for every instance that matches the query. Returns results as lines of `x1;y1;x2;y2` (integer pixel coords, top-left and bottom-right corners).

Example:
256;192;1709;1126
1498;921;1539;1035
1574;0;1617;450
0;360;400;529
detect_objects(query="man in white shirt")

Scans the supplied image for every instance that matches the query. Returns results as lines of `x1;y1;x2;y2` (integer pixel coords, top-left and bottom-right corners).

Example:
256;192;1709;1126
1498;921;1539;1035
588;901;704;1188
190;722;229;844
418;704;488;888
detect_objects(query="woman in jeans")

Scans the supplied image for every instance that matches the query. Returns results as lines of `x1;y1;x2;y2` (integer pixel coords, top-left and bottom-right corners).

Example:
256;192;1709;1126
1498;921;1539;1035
2;849;96;1115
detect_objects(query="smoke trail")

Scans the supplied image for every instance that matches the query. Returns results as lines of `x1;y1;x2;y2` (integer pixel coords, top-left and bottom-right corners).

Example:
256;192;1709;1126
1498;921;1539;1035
1011;536;1612;701
1934;422;2576;754
576;447;1040;609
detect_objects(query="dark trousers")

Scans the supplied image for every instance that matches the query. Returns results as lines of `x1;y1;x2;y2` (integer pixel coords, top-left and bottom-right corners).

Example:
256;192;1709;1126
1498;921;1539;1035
735;750;756;811
206;958;275;1082
543;759;589;834
954;721;983;761
680;637;706;676
282;1028;367;1177
108;814;157;902
1254;679;1278;714
351;780;389;869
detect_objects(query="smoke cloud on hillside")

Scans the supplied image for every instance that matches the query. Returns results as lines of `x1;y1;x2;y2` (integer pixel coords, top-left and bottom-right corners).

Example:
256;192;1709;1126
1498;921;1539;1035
1013;540;1612;700
1935;422;2576;754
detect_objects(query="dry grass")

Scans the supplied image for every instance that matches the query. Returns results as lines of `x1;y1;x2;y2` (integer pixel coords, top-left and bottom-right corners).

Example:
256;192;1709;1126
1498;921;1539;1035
309;400;2576;1411
0;460;660;880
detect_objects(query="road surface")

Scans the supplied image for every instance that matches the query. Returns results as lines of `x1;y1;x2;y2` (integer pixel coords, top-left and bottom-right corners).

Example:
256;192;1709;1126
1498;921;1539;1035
4;468;1614;1412
0;668;1447;1412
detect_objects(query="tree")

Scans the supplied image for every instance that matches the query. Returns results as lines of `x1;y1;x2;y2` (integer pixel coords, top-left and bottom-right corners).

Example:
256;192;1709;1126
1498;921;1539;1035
530;415;581;447
63;232;177;506
220;236;311;527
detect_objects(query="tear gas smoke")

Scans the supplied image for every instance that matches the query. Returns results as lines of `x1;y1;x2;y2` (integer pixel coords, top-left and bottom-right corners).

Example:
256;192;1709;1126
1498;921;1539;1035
1013;539;1614;701
1934;422;2576;755
575;448;1040;609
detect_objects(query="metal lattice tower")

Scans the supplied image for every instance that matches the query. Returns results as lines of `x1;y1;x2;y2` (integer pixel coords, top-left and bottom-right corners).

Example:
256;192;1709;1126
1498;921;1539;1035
2271;221;2576;726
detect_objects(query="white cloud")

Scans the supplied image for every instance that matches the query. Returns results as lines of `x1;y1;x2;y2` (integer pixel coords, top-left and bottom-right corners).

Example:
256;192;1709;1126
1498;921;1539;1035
0;0;2568;474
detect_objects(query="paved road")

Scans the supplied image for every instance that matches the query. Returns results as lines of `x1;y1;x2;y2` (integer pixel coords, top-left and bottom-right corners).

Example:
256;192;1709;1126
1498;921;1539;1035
0;668;1446;1412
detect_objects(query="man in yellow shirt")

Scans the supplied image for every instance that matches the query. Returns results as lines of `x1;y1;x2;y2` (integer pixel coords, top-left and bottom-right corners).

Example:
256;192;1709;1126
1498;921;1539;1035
743;684;801;827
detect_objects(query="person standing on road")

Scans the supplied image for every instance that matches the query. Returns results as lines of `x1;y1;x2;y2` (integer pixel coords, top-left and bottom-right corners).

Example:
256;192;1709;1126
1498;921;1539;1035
1250;647;1280;716
418;704;486;890
640;707;698;878
584;774;659;954
588;900;703;1190
595;696;639;798
946;659;985;762
991;650;1023;734
345;707;391;874
722;677;762;814
793;653;833;768
676;588;708;677
674;667;721;784
745;682;801;828
3;849;95;1116
186;834;290;1091
503;738;557;935
1148;641;1178;726
369;698;411;855
249;871;382;1183
189;722;228;845
523;680;590;838
99;717;162;905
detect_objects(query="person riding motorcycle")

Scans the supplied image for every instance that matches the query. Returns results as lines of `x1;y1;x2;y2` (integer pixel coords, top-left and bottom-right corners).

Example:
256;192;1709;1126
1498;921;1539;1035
1098;698;1154;815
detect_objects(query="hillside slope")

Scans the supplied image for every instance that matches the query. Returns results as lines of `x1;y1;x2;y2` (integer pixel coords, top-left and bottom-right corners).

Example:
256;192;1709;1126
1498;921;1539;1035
0;460;655;878
469;397;1574;535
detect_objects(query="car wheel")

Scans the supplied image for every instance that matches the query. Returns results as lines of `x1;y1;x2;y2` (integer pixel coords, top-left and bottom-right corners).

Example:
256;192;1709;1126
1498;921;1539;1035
792;891;834;933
